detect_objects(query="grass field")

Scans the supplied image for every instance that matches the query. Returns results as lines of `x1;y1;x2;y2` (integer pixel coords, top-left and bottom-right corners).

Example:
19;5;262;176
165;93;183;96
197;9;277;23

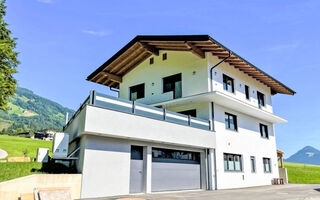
0;135;52;159
285;161;320;183
0;162;43;182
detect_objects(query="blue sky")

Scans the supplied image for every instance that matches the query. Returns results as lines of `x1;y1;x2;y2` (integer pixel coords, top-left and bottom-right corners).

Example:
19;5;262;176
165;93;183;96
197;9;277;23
6;0;320;157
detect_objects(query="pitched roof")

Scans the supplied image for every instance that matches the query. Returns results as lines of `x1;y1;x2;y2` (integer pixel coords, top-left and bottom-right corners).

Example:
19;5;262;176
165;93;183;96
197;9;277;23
87;35;295;95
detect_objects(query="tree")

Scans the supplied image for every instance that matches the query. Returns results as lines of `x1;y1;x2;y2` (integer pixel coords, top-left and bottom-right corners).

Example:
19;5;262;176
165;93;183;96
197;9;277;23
0;0;19;111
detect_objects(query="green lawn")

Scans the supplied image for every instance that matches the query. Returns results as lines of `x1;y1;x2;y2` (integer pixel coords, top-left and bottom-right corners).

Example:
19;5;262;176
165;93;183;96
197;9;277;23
0;162;43;182
285;162;320;183
0;135;52;159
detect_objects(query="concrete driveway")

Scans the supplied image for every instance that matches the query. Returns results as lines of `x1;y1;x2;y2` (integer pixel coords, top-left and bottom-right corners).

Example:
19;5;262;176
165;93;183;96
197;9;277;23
81;184;320;200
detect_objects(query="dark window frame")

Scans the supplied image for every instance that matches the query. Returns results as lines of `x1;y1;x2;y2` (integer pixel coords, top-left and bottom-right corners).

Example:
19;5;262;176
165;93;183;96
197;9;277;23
129;83;145;101
250;156;256;173
263;157;272;173
225;112;238;131
223;74;235;93
163;73;182;99
257;91;265;107
245;85;250;100
260;123;269;139
224;153;243;172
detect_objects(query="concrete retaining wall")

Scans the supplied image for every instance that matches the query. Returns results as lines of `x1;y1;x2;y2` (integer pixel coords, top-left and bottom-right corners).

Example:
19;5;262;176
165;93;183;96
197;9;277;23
0;174;82;200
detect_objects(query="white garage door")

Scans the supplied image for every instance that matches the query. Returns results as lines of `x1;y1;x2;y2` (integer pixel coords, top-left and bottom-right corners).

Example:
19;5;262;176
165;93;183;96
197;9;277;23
151;148;201;192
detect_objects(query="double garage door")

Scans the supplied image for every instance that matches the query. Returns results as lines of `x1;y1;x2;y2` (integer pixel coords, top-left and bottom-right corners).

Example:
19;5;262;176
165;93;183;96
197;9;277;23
130;146;201;193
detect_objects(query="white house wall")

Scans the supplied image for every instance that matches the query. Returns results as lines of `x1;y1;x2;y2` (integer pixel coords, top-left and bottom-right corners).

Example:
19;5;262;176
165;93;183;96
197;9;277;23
207;53;273;113
119;51;209;103
214;104;279;189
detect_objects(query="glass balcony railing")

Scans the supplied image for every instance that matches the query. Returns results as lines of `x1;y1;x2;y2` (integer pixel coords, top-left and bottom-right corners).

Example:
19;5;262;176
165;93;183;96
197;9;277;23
64;90;212;132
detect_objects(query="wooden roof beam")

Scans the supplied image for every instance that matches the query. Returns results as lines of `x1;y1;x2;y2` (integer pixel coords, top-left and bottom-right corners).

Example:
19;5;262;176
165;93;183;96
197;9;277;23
110;46;144;73
138;42;159;56
118;51;152;75
185;42;205;58
101;72;122;83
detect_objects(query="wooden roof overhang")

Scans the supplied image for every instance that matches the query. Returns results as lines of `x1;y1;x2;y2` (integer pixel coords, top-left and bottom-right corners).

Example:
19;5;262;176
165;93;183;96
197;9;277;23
87;35;295;95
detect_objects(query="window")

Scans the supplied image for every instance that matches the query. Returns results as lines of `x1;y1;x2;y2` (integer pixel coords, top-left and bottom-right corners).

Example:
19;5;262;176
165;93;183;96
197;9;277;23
131;146;143;160
245;85;250;100
152;148;200;164
257;91;265;107
225;112;237;131
250;156;256;173
260;123;269;139
263;158;271;173
163;73;182;99
224;153;242;171
178;109;197;117
223;74;234;93
129;83;145;101
150;57;154;64
162;53;167;60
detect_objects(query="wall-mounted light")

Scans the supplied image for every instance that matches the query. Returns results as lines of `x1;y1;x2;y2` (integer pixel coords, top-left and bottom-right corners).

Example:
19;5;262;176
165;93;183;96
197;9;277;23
214;71;217;76
192;71;196;75
152;82;154;86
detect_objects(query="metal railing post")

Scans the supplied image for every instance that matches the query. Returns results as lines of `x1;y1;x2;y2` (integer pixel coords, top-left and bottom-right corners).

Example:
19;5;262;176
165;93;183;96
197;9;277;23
132;101;135;114
188;115;191;126
163;108;166;120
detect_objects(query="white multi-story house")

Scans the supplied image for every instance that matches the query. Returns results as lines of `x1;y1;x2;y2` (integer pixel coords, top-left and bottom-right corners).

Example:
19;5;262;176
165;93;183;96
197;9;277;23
64;35;295;199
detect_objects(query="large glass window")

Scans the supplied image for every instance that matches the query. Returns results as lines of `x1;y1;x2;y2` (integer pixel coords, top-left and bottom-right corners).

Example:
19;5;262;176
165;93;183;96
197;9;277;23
257;91;265;107
225;112;237;131
152;148;200;164
130;83;145;101
250;156;256;173
263;158;271;173
163;73;182;99
224;153;242;171
223;74;234;93
260;123;269;139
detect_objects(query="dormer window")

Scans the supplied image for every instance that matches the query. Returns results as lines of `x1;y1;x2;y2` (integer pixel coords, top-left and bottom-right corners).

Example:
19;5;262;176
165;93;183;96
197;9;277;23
223;74;234;93
257;91;265;107
130;83;145;101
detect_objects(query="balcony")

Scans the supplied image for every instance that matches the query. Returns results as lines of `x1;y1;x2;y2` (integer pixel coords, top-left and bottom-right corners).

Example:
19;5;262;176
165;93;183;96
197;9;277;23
151;91;286;123
63;91;215;149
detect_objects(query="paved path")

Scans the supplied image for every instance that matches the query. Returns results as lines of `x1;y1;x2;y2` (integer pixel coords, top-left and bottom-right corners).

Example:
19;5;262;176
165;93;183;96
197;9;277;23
81;184;320;200
0;148;8;159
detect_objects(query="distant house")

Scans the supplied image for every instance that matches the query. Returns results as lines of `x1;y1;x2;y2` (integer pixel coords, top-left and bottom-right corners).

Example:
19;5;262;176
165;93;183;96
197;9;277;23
33;129;56;140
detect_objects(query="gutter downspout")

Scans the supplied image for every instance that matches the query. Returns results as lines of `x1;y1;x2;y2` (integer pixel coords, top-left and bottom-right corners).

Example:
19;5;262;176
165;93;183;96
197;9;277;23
209;51;232;92
209;50;232;191
110;87;120;98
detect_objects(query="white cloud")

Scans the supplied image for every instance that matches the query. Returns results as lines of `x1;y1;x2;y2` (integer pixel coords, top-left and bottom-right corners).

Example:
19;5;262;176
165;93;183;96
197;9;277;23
82;30;112;37
37;0;53;3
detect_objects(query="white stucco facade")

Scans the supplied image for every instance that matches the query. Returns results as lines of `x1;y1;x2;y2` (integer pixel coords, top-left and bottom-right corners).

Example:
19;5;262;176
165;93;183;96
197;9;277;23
64;49;291;199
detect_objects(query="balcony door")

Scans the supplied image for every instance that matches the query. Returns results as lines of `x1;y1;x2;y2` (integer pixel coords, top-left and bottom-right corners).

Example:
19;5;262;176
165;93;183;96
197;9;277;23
163;73;182;99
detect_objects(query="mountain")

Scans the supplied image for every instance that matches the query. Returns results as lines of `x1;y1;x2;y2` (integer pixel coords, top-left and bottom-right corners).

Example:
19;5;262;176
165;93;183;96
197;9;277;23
0;87;74;134
285;146;320;165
